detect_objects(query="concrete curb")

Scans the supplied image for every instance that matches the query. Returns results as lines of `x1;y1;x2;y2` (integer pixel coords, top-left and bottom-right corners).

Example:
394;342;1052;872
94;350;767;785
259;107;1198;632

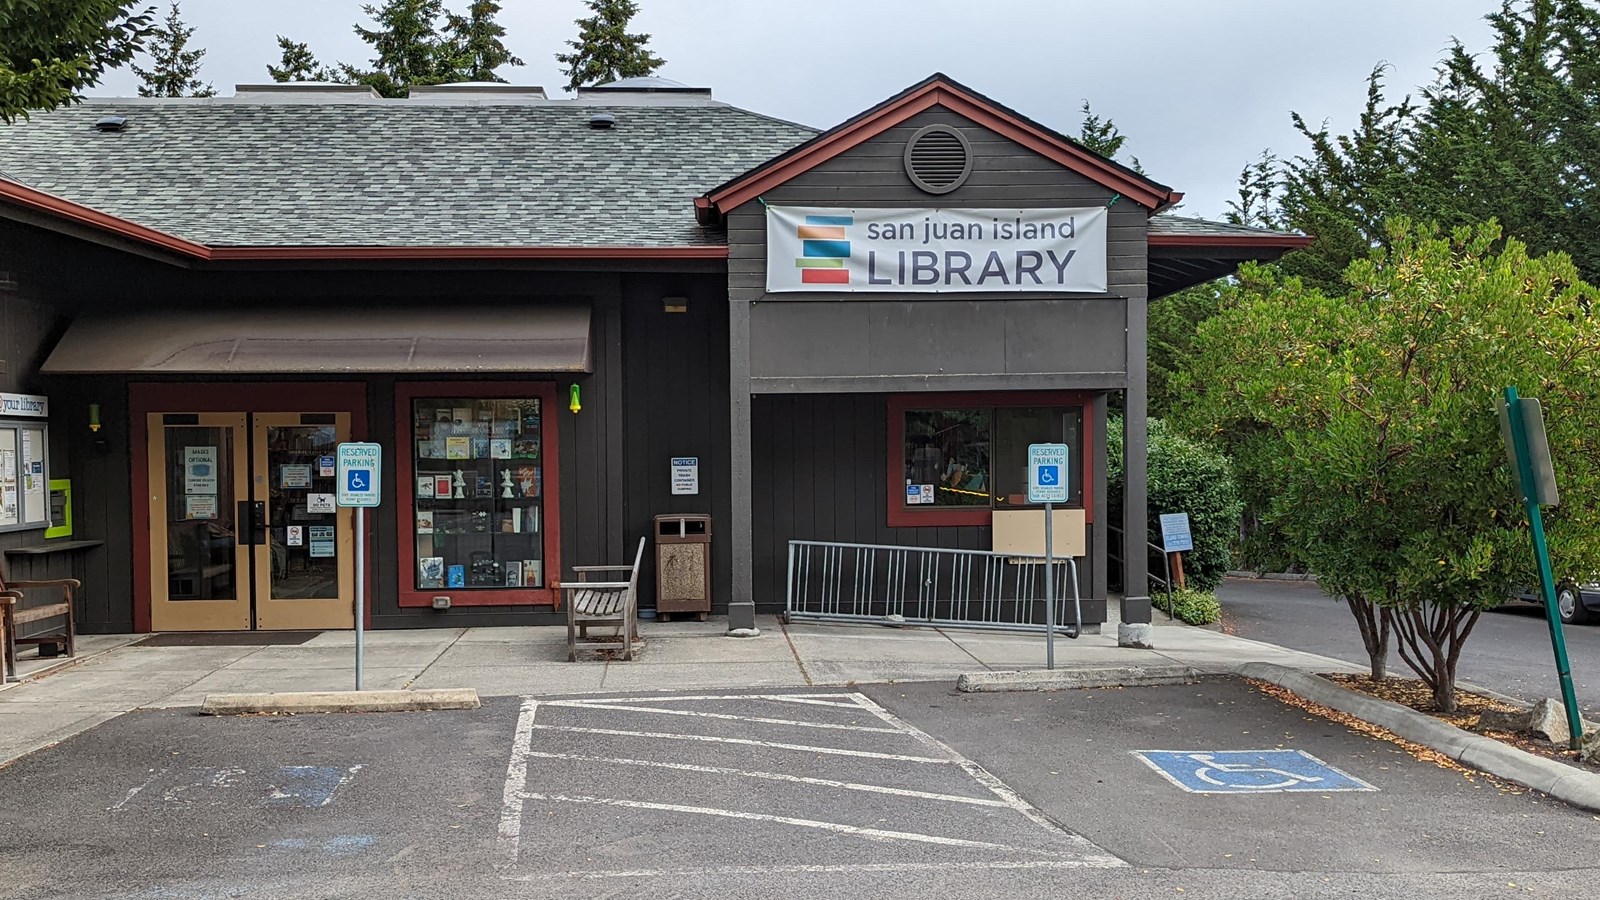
1226;571;1319;583
958;664;1202;693
199;688;480;716
1235;662;1600;814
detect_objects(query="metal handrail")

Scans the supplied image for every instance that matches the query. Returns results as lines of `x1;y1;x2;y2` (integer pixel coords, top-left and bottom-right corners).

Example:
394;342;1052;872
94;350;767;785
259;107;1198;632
1107;524;1176;619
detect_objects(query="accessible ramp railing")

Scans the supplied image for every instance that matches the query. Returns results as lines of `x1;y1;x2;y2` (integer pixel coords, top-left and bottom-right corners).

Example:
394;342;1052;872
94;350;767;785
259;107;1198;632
784;539;1081;635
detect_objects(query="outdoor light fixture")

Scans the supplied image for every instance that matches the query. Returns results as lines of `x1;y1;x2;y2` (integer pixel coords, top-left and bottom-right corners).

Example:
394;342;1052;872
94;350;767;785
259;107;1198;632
431;596;451;610
662;296;688;314
88;403;101;433
569;384;582;414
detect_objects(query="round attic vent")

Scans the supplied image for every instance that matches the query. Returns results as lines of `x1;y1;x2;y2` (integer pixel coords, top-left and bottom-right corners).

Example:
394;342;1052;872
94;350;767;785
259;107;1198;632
903;124;971;194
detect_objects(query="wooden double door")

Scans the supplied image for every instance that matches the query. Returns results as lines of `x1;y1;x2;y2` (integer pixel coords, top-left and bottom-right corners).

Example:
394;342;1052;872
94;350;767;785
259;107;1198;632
146;412;355;631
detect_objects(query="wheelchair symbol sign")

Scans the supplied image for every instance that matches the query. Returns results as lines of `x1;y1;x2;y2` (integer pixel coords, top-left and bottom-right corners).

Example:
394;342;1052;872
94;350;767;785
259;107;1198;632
1133;749;1376;794
336;442;382;508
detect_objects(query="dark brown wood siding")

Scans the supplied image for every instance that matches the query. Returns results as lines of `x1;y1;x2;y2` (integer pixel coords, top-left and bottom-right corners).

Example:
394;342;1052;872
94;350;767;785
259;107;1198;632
620;273;733;612
0;218;672;631
752;392;1103;620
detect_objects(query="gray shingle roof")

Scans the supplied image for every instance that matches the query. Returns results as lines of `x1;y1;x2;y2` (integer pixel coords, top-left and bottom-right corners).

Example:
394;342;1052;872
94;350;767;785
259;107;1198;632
0;98;817;247
1148;214;1302;239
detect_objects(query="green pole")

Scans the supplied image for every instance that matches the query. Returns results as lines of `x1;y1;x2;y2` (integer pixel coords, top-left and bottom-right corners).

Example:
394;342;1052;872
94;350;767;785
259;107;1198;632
1504;386;1584;749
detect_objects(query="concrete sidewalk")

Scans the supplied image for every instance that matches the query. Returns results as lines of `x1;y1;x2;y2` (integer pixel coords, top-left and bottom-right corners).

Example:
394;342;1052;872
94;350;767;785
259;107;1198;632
0;616;1363;766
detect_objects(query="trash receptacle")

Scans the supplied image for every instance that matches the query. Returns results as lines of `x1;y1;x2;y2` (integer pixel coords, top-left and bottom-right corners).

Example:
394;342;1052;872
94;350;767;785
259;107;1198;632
655;514;711;621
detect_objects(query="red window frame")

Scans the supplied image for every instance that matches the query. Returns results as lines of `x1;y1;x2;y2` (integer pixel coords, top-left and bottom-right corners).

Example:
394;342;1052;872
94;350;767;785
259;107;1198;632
394;381;561;608
886;391;1093;528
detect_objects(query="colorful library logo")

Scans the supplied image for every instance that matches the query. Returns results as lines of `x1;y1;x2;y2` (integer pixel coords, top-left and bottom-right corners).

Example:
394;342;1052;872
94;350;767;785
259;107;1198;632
796;214;853;285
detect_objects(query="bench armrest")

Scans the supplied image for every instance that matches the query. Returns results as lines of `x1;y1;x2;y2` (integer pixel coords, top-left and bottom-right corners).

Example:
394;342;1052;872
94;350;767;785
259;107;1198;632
0;591;17;605
8;579;81;591
560;581;632;591
571;565;636;573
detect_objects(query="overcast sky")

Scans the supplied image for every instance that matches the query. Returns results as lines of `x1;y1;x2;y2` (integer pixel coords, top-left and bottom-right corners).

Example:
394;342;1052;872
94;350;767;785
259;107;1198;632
92;0;1496;219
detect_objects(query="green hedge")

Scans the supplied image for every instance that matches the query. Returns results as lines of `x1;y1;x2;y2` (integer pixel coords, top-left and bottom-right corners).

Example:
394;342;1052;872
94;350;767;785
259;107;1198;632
1108;417;1244;593
1163;589;1222;626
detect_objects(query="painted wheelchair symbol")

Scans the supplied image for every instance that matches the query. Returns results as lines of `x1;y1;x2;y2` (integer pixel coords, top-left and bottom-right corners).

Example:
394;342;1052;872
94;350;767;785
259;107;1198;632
1134;749;1377;794
1187;753;1322;790
346;469;370;491
1037;465;1059;485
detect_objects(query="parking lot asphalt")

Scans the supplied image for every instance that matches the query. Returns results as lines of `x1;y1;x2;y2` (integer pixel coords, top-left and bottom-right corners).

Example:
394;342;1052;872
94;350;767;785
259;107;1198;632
0;678;1595;899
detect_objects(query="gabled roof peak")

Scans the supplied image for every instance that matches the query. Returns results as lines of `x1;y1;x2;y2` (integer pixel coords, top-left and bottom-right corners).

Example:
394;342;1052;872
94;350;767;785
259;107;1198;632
698;73;1182;222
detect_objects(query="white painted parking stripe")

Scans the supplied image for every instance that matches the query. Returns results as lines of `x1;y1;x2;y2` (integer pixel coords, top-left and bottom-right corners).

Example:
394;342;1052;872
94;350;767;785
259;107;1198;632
554;693;857;706
750;694;866;709
501;859;1128;881
848;693;1125;863
542;700;902;733
528;723;953;764
495;699;538;867
521;792;1033;852
521;750;1007;807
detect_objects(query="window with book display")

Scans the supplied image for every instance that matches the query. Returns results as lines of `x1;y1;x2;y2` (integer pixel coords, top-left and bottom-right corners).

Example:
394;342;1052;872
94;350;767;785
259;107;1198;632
411;397;545;591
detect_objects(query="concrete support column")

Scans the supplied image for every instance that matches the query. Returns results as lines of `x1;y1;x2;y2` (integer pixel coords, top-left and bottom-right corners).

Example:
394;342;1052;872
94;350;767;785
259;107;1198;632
726;299;759;635
1120;293;1153;648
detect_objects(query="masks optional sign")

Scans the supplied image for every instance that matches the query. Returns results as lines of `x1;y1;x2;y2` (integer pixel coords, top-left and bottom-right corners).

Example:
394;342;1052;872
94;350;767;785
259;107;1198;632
765;206;1108;294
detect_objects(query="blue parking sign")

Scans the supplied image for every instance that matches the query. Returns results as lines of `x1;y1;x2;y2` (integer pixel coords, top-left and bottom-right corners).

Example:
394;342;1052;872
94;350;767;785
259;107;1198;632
1027;444;1069;504
336;443;382;508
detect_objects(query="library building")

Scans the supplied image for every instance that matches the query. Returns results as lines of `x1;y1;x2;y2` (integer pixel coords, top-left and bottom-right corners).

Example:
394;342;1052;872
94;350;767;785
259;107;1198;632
0;73;1305;642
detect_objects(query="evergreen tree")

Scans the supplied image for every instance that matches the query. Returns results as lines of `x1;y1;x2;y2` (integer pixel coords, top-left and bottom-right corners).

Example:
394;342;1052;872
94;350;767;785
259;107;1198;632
1076;100;1142;172
341;0;454;98
0;0;154;122
443;0;522;82
267;36;335;82
1224;150;1283;230
556;0;664;92
131;1;214;97
1408;0;1600;280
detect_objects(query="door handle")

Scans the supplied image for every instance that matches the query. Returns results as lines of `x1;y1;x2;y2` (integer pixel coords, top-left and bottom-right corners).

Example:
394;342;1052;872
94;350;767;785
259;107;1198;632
237;500;267;545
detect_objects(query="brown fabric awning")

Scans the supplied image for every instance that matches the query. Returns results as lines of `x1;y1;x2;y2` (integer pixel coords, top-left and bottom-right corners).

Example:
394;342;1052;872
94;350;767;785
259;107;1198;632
41;304;592;374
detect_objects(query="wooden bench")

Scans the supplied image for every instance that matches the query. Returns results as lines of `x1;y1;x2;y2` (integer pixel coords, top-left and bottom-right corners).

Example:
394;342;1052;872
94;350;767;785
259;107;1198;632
0;557;78;680
563;537;646;662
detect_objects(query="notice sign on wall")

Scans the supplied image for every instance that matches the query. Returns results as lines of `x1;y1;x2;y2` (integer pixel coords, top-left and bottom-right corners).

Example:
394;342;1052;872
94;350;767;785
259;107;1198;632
765;206;1108;294
671;457;699;495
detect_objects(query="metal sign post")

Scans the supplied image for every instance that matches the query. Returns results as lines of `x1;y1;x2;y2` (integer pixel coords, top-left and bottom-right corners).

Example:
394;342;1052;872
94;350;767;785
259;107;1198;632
336;442;382;692
1499;387;1582;749
1028;443;1070;670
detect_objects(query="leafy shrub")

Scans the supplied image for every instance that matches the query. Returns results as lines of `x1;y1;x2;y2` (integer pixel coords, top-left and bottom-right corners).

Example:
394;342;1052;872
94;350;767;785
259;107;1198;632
1164;589;1221;626
1108;417;1244;593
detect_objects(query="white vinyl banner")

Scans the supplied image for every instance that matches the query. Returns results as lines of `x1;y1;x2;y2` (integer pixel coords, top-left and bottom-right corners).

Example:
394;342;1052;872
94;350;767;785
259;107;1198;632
765;206;1108;294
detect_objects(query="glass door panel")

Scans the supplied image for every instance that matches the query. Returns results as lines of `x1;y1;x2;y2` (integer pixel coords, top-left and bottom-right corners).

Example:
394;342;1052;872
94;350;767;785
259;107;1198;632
252;413;355;630
148;414;252;631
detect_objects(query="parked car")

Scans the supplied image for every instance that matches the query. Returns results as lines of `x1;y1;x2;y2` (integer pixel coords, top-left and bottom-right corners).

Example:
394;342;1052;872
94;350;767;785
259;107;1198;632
1512;581;1600;625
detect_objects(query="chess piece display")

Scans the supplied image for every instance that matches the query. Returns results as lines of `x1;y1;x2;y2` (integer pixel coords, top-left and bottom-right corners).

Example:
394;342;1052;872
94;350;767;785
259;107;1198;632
500;469;515;499
452;469;466;499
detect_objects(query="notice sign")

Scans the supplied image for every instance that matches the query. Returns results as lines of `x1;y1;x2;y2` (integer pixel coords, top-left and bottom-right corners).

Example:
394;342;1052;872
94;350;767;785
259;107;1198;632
671;457;699;496
184;446;218;495
1159;513;1193;553
765;206;1108;294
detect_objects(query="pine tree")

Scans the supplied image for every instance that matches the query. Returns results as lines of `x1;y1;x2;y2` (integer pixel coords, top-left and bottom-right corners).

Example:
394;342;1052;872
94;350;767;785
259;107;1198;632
1075;101;1142;172
443;0;523;82
556;0;665;92
130;1;214;98
267;36;335;82
347;0;453;96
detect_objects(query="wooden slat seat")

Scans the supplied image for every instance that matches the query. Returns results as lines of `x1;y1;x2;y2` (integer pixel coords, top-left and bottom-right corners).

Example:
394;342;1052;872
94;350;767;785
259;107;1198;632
563;537;646;662
1;556;77;680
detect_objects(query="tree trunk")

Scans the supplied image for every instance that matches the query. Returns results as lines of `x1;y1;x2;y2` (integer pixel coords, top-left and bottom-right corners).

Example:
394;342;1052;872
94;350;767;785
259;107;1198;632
1391;602;1482;713
1343;594;1390;681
